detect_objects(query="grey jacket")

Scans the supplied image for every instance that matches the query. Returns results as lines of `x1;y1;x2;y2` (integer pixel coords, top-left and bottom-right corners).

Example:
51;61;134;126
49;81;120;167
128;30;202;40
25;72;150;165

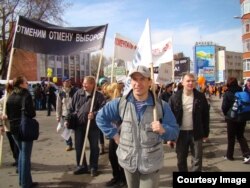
117;96;164;174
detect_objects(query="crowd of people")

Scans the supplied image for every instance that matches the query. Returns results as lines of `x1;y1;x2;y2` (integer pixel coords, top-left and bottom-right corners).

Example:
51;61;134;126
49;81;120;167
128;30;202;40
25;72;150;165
0;66;250;188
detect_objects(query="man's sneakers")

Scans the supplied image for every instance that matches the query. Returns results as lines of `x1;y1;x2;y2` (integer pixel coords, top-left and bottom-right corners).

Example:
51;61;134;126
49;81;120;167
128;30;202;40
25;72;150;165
73;166;89;175
66;146;74;151
243;156;250;164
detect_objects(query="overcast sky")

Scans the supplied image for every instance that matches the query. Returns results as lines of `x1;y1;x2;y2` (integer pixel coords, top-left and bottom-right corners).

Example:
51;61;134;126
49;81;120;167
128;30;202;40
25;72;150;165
63;0;242;61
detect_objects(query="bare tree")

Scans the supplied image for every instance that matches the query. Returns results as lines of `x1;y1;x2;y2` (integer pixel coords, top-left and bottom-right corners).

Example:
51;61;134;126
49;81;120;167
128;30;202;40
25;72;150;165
90;53;109;77
0;0;71;78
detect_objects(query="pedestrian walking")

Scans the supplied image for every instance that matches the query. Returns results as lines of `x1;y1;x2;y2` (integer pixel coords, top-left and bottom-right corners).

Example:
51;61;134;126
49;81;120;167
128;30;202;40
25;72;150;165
168;73;210;172
45;83;56;116
56;77;77;151
96;65;179;188
221;77;250;163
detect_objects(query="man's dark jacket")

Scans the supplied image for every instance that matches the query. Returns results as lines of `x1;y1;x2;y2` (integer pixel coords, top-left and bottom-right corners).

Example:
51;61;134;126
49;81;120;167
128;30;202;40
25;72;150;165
168;89;209;140
67;89;105;130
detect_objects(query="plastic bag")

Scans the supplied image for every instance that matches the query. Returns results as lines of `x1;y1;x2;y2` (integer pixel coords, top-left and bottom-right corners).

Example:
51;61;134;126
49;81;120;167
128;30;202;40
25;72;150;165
56;122;63;133
61;128;72;140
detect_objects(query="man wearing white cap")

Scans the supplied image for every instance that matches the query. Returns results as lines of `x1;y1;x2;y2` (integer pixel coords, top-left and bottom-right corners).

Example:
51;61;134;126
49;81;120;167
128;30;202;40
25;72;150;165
96;65;179;188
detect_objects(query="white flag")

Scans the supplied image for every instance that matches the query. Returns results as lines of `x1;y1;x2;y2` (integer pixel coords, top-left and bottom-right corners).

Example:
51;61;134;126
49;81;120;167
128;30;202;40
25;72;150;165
152;38;173;67
114;33;137;61
133;19;153;68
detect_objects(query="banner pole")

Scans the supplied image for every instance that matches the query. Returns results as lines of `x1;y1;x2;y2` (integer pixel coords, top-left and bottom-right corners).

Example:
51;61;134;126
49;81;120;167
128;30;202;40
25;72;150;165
171;37;175;82
80;48;104;165
150;63;158;121
111;34;116;83
0;15;20;166
172;59;175;82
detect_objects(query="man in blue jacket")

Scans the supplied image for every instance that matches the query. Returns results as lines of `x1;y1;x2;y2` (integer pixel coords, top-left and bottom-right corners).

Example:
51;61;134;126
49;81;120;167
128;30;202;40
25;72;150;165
96;65;179;188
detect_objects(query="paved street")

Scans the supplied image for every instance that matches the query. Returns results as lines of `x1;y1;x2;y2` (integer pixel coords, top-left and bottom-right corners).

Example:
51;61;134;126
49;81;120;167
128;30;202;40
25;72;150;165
0;95;249;188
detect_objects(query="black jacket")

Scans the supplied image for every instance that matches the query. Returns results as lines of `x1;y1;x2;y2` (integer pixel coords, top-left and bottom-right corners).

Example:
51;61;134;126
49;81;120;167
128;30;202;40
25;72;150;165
160;91;172;103
6;88;36;136
68;89;105;129
221;85;242;121
168;89;209;140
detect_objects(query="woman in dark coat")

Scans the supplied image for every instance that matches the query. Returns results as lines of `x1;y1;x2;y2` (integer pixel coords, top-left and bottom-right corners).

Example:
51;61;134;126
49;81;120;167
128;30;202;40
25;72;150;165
221;77;250;163
6;76;37;188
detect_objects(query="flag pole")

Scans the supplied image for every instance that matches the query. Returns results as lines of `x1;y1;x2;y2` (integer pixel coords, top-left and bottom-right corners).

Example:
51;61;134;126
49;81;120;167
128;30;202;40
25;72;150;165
0;16;20;166
80;48;104;165
110;34;116;83
171;37;175;82
150;63;158;121
172;59;175;82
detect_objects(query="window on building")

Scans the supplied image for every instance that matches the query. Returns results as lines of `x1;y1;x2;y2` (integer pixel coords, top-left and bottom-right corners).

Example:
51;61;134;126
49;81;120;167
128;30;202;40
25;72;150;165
242;19;250;34
242;0;250;16
69;56;75;78
246;23;250;33
64;56;69;76
243;39;250;52
244;59;250;71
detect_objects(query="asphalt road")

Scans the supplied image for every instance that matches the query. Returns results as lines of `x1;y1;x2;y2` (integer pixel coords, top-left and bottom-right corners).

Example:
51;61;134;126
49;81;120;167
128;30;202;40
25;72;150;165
0;95;249;188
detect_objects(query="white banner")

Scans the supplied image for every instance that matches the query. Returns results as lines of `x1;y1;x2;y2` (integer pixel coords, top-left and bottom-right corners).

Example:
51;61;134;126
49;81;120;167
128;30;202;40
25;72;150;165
114;33;137;61
152;38;173;67
156;62;173;85
132;19;153;68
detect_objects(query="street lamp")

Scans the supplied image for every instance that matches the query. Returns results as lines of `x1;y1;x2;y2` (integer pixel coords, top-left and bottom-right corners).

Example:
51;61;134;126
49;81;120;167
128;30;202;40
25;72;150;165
234;16;242;19
234;15;250;20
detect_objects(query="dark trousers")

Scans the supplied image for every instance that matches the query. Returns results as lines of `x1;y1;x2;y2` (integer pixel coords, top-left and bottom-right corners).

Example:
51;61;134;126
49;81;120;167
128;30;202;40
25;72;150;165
46;96;56;116
6;131;19;163
176;130;203;172
74;125;100;170
109;139;126;182
99;131;104;145
226;120;250;158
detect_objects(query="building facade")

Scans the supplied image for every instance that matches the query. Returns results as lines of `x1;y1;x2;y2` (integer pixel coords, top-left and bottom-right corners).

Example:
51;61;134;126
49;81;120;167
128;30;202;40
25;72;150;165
37;53;90;86
194;41;226;84
240;0;250;80
9;49;90;86
217;50;243;83
194;41;243;84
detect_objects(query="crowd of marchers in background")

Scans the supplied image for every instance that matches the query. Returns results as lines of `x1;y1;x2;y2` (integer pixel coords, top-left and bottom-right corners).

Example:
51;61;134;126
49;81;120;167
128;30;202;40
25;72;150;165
0;69;250;188
0;81;58;116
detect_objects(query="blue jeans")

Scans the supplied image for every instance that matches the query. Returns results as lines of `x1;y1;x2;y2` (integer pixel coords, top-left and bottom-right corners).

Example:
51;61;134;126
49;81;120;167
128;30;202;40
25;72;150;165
13;135;33;188
66;136;73;147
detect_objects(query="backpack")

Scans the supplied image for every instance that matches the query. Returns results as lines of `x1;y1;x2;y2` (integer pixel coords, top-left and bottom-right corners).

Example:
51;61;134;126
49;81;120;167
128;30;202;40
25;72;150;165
228;91;250;121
